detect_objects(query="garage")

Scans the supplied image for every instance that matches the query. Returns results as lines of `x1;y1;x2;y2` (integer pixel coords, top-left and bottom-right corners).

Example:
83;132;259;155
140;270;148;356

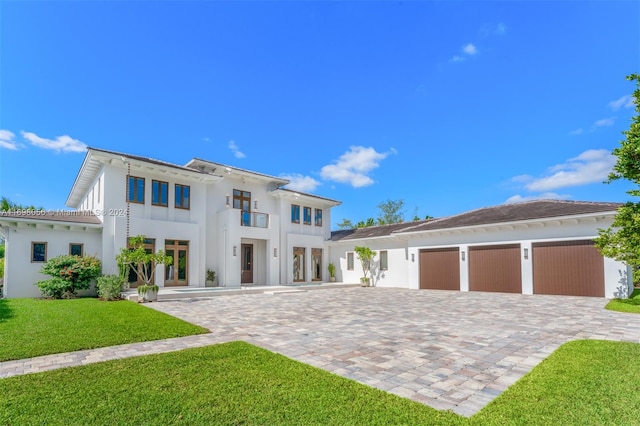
532;240;604;297
469;244;522;293
419;248;460;290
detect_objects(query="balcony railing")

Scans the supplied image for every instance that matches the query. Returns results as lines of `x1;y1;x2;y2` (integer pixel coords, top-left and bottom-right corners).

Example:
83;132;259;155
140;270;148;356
240;211;269;228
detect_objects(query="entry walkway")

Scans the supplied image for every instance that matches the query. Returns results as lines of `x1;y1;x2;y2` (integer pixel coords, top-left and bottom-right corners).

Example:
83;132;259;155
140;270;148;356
2;287;640;416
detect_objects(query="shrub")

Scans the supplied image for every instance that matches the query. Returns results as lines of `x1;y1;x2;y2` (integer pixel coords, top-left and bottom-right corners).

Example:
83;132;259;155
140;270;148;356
97;275;124;301
36;255;102;299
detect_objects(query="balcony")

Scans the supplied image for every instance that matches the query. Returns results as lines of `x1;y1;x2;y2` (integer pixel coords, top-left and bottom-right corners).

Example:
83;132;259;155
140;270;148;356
240;211;269;228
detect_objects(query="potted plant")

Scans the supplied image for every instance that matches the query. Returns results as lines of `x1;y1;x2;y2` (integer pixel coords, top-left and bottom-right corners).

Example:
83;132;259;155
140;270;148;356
354;246;376;287
116;235;172;303
206;269;217;287
327;262;336;282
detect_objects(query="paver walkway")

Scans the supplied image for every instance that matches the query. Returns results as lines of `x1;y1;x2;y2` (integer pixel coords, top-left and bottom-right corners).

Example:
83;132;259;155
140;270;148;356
2;287;640;416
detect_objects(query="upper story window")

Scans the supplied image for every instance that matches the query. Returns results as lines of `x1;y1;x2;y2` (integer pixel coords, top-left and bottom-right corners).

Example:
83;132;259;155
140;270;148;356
32;242;47;263
233;189;251;211
303;207;312;225
291;204;300;223
152;180;168;207
380;250;388;270
347;252;354;270
314;208;323;226
127;176;145;204
175;184;190;210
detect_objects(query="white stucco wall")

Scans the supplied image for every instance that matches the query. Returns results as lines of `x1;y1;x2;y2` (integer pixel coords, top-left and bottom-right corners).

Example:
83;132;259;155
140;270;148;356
1;225;102;298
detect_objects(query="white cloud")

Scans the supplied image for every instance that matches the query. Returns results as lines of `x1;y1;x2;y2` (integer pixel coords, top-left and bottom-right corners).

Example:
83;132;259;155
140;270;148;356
608;95;634;111
504;192;570;204
21;131;86;153
462;43;478;55
517;149;615;192
281;174;321;192
569;128;584;135
494;22;507;36
0;130;20;150
480;22;507;37
449;55;465;63
592;117;615;128
228;140;245;159
320;146;394;188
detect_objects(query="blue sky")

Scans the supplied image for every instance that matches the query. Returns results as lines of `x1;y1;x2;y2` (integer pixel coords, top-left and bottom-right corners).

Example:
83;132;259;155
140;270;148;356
1;1;638;228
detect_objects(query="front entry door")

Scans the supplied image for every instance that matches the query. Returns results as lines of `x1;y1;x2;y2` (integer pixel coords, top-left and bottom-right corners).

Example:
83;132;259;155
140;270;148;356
241;244;253;284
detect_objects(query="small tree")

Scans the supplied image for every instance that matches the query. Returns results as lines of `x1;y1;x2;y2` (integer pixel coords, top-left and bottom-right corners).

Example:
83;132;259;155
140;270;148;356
337;219;355;230
354;246;376;286
36;255;102;299
116;235;172;291
595;74;640;288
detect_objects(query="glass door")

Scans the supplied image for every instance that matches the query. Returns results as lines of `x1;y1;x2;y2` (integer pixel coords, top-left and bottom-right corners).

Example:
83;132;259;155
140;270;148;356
165;240;189;286
312;248;322;281
293;247;306;282
241;244;253;284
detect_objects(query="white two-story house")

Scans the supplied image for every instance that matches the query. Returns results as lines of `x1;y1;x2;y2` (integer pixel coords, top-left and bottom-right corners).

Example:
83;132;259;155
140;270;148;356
0;147;340;298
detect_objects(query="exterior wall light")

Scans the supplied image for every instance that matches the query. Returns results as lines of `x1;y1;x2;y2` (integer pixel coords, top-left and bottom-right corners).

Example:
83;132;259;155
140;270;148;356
411;253;415;262
226;195;230;207
461;251;466;261
524;248;529;260
233;246;237;256
274;248;278;258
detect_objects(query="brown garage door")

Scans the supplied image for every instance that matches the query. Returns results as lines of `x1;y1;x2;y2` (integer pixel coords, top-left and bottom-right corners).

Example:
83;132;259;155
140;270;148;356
419;248;460;290
469;244;522;293
533;240;604;297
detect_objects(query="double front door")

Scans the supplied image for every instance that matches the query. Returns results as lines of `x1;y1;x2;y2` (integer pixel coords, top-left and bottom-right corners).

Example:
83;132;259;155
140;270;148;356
165;240;189;286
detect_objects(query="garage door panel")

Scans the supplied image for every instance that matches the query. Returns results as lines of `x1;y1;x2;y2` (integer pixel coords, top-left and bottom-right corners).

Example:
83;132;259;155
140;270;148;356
469;244;522;293
533;240;604;297
420;248;460;290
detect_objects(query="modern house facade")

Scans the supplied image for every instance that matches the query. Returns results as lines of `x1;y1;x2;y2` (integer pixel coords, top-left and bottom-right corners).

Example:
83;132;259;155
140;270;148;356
329;200;632;299
0;148;340;298
0;148;632;300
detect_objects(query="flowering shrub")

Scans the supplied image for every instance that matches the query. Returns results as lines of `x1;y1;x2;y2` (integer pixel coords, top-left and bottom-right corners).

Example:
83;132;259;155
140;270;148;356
96;275;125;301
36;255;102;299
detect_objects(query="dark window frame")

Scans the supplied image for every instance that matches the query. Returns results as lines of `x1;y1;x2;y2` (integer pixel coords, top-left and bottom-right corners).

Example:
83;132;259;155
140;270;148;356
347;252;354;270
380;250;388;270
69;243;84;256
314;208;323;226
291;204;300;224
31;242;47;263
303;206;312;225
175;184;191;210
152;180;169;207
127;176;145;204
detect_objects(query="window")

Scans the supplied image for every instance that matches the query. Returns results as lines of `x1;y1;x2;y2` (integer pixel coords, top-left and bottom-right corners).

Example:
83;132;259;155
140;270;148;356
69;243;84;256
31;242;47;262
175;184;190;209
303;207;312;225
314;208;323;226
152;180;168;207
127;176;145;203
233;189;251;211
380;250;388;270
293;247;306;282
291;204;300;223
347;252;354;270
165;240;189;285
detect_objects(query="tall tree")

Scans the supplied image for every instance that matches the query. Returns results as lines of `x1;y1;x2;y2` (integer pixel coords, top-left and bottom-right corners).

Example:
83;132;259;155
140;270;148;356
595;74;640;285
0;196;42;211
377;199;405;224
336;218;355;230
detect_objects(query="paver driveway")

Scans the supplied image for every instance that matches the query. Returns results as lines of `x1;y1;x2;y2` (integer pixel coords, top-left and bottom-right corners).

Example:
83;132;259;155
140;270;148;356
148;287;640;416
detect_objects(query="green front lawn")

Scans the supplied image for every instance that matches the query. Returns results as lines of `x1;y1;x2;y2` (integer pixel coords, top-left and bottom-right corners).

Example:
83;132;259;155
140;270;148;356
0;298;208;361
605;288;640;313
1;340;639;425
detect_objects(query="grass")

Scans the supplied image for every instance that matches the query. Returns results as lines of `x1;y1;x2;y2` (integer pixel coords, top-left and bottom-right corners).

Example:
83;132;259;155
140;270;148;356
0;298;208;361
1;340;639;425
0;341;463;425
470;340;640;425
605;288;640;313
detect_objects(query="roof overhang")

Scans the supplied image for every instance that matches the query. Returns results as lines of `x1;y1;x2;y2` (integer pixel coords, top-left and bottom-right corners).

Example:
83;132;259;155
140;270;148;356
67;148;223;207
187;158;290;187
0;215;103;234
270;188;341;207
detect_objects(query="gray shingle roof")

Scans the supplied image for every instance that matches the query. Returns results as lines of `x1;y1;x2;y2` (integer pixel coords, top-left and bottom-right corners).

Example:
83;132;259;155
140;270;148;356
0;210;102;225
330;200;621;241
